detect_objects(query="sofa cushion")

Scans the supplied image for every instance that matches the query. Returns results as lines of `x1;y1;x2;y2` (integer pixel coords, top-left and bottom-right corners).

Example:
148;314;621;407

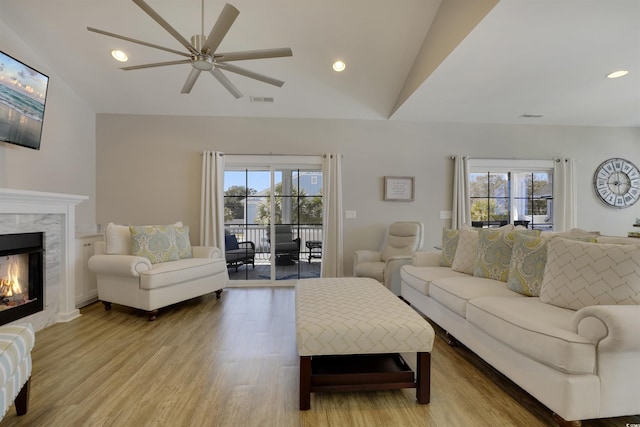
225;234;239;250
450;226;479;275
467;297;596;374
105;221;183;255
429;276;525;318
507;233;548;296
139;257;226;290
440;228;459;267
105;223;132;255
508;234;597;297
400;265;468;296
130;225;181;264
474;229;539;282
540;238;640;310
174;225;192;259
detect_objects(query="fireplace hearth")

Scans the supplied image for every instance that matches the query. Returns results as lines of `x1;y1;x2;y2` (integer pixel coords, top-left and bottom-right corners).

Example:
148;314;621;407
0;232;44;326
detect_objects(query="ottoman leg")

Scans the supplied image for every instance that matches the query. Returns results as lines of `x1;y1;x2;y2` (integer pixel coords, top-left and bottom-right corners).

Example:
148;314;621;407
15;378;30;416
299;356;311;410
416;352;431;404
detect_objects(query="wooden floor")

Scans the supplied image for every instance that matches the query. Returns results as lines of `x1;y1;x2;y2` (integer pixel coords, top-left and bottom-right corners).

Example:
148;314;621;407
1;287;638;427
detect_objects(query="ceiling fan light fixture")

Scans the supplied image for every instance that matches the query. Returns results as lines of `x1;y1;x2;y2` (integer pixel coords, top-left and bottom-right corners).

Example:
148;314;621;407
332;60;346;72
606;70;629;79
111;50;128;62
193;55;213;71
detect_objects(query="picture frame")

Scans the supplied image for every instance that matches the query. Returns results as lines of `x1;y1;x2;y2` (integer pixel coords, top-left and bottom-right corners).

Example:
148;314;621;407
384;176;415;202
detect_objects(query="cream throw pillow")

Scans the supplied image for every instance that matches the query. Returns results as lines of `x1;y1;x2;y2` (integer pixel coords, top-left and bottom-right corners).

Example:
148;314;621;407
540;237;640;310
451;226;479;274
105;223;131;255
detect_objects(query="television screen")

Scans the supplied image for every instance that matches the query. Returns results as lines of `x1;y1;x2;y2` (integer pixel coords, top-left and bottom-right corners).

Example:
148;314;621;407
0;50;49;150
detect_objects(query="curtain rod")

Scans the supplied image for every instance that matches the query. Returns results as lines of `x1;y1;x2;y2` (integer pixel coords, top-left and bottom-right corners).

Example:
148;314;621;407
217;152;324;157
450;156;563;162
203;152;341;158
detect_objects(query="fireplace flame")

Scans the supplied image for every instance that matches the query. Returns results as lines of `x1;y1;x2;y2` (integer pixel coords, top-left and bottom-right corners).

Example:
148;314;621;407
1;258;23;298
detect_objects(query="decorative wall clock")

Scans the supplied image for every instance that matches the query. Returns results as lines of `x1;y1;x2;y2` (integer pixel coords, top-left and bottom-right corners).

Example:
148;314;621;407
593;158;640;208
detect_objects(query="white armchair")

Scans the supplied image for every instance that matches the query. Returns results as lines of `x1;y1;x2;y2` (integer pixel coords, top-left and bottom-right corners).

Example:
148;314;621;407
353;221;424;295
88;223;228;320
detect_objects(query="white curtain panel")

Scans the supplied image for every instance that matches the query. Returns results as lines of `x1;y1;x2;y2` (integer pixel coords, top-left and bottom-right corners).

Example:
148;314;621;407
451;155;470;229
553;157;577;231
321;154;344;277
200;151;226;248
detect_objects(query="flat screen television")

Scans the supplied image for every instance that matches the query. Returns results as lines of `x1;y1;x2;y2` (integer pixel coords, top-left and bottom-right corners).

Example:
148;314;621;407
0;49;49;150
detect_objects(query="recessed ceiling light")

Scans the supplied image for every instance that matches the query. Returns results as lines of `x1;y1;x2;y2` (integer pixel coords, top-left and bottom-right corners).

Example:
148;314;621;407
111;50;128;62
332;60;346;72
606;70;628;79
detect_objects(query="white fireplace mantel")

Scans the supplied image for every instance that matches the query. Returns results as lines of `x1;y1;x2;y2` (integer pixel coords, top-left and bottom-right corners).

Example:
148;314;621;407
0;188;88;325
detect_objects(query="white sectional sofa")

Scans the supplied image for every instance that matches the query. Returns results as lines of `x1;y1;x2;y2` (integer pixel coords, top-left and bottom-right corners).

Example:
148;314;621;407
400;225;640;426
89;223;228;320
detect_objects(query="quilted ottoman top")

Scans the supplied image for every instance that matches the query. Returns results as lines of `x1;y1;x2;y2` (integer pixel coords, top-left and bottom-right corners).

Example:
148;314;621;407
295;277;434;356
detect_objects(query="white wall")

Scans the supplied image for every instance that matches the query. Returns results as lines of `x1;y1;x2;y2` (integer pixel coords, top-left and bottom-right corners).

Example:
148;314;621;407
0;18;97;231
96;114;640;275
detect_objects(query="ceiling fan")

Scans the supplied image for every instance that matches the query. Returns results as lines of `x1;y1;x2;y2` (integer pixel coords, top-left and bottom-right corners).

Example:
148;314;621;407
87;0;292;98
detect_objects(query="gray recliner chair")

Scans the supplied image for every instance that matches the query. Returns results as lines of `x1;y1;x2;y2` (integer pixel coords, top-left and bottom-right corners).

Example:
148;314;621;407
353;221;424;295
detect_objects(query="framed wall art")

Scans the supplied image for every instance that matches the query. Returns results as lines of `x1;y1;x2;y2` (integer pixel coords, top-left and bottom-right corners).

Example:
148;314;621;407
384;176;415;202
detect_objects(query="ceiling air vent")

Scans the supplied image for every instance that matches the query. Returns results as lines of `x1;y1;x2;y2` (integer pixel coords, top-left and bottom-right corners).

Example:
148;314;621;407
250;96;275;103
519;114;544;118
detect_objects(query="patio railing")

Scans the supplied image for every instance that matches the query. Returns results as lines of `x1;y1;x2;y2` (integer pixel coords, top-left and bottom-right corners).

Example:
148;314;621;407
226;224;322;263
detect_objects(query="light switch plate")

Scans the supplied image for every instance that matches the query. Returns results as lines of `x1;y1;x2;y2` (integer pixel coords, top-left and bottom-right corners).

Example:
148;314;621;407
440;210;453;219
345;210;357;219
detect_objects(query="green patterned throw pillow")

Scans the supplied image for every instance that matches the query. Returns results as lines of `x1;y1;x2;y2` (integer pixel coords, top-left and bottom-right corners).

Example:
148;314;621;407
507;233;548;296
130;225;180;264
474;229;540;282
173;225;192;259
440;228;459;267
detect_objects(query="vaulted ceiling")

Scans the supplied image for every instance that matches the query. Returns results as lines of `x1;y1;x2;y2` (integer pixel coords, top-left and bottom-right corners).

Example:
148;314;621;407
1;0;638;126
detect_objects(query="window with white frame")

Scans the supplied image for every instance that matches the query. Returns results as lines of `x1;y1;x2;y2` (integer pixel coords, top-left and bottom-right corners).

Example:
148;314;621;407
469;159;555;230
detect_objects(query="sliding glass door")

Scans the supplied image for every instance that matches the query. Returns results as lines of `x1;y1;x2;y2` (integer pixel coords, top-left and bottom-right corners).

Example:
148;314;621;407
223;157;323;282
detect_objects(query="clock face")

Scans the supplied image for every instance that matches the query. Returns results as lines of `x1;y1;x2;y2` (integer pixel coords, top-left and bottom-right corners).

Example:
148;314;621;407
593;158;640;208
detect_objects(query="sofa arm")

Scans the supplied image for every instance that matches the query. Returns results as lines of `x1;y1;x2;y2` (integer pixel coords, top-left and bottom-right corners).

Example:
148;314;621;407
192;246;223;259
572;305;640;352
384;255;414;295
88;254;152;277
412;251;442;267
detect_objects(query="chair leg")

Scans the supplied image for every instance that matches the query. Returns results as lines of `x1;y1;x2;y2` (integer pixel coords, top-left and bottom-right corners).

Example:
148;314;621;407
15;378;30;416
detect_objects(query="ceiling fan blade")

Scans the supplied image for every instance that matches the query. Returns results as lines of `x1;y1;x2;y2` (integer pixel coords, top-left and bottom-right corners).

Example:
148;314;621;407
87;27;190;57
215;48;293;62
181;68;202;94
202;3;240;55
132;0;198;55
210;68;243;99
122;59;191;71
216;63;285;87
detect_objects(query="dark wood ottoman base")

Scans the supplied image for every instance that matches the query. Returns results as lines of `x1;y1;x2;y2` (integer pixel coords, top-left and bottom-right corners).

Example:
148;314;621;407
299;352;430;410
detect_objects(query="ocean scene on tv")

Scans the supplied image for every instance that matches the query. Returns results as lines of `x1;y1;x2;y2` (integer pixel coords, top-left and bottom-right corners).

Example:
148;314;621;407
0;51;49;150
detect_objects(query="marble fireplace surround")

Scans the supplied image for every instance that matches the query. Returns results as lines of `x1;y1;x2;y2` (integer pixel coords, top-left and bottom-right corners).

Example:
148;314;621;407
0;188;87;331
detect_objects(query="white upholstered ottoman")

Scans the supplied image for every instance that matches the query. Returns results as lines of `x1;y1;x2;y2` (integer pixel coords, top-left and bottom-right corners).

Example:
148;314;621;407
295;277;434;410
